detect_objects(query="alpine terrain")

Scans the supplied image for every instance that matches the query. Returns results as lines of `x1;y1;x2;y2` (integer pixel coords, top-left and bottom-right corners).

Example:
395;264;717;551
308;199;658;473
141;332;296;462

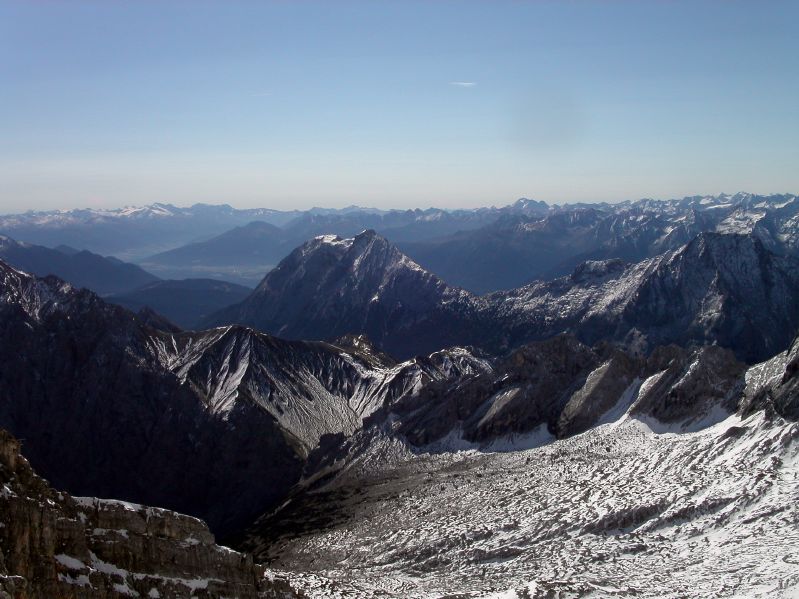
207;229;799;363
0;194;798;598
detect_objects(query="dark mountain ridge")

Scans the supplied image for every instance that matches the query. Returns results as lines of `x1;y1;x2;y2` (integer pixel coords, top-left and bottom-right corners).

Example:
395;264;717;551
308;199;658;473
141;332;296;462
0;260;487;535
0;234;158;295
207;230;799;363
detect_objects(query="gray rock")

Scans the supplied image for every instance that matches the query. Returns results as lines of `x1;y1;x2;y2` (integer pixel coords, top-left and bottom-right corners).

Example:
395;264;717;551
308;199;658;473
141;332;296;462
0;428;301;598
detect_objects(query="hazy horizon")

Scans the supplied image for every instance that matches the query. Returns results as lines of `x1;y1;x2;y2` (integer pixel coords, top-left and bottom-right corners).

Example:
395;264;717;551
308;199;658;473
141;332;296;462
2;1;798;212
3;190;797;217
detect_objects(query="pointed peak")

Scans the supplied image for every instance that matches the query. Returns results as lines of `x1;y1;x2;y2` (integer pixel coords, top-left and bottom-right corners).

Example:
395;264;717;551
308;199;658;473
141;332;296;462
355;228;378;240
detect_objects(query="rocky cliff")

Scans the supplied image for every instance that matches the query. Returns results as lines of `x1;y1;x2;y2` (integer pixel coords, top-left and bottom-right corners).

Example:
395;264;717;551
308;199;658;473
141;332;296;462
0;428;299;599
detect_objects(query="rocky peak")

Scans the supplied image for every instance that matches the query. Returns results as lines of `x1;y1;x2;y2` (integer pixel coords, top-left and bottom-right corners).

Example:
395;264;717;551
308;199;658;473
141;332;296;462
680;231;766;263
510;197;549;214
203;231;477;357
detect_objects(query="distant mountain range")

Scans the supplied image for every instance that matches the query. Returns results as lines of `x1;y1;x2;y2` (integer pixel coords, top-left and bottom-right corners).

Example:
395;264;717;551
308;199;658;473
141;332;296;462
400;192;799;291
137;199;550;284
0;200;545;264
6;193;795;293
0;234;158;295
0;202;303;259
205;229;799;363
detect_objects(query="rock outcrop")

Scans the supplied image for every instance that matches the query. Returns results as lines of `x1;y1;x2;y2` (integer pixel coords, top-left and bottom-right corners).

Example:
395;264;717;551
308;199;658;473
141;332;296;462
374;335;752;448
0;428;300;599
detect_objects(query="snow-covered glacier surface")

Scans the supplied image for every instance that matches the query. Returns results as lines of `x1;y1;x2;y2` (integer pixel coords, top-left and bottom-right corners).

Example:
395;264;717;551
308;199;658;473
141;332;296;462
253;411;799;598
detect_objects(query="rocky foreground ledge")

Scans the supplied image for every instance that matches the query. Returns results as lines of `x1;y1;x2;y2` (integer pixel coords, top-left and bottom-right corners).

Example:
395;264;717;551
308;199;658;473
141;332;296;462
0;429;300;599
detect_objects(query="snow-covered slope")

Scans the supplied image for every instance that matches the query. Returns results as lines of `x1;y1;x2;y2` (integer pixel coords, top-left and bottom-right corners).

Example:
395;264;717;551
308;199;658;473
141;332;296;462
241;349;799;598
490;231;799;361
148;325;491;453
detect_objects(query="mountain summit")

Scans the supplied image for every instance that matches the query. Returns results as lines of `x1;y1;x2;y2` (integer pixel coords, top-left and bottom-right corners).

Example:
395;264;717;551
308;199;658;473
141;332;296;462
209;231;799;362
204;230;483;357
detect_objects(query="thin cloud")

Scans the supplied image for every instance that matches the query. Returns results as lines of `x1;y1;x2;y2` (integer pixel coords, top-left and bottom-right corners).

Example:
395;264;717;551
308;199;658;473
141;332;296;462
449;81;476;87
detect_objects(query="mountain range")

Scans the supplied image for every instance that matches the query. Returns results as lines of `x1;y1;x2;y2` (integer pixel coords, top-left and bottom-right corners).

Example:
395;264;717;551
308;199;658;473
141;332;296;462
0;235;159;296
6;193;796;294
0;203;302;260
0;259;490;535
0;200;544;265
206;229;799;363
138;192;799;291
399;192;799;292
1;193;798;597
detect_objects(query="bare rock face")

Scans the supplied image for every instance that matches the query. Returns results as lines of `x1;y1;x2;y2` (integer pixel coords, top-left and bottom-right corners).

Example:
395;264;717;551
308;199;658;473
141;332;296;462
0;428;300;599
557;349;641;437
629;345;746;424
741;336;799;420
390;335;601;445
375;335;783;450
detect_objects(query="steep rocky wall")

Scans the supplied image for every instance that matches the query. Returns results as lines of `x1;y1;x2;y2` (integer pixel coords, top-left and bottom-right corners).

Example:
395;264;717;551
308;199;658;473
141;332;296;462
0;429;300;599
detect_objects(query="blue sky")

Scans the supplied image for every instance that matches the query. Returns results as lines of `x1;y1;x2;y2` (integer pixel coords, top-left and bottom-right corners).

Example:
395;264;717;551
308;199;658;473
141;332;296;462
1;1;797;212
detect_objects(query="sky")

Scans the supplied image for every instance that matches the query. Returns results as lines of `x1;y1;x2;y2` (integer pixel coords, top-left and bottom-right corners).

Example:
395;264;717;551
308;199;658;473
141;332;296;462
1;1;798;213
